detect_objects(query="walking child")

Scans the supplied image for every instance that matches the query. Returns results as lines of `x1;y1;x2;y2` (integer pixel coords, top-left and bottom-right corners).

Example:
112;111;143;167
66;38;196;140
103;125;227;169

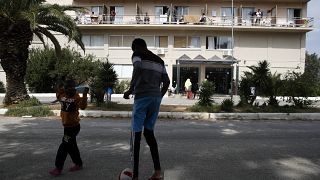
49;80;88;176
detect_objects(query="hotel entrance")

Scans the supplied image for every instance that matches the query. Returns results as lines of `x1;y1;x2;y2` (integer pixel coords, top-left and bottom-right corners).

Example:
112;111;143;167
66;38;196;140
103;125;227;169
172;65;199;93
174;54;236;95
205;67;231;94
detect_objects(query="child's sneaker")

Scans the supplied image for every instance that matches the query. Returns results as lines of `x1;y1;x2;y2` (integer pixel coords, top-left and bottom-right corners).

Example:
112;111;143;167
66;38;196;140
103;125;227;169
49;168;62;176
69;164;82;172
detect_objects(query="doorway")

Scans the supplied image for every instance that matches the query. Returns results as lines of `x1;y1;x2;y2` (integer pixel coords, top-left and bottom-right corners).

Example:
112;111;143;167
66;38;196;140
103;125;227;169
205;67;231;94
173;66;199;93
287;8;301;24
155;6;169;23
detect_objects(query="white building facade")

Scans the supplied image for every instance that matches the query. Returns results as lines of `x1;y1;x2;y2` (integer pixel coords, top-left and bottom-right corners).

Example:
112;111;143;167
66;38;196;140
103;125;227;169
19;0;314;94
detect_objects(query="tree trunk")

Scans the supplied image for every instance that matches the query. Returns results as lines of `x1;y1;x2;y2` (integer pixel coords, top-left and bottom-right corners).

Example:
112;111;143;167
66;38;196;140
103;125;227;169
0;18;32;105
1;55;29;105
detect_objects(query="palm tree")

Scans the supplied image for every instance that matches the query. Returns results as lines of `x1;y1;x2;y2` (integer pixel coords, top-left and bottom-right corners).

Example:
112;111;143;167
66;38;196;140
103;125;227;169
89;61;118;105
239;60;272;105
0;0;84;105
248;60;271;96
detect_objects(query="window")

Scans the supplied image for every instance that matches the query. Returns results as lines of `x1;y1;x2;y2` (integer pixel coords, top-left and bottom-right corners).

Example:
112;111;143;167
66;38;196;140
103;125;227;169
221;7;236;17
188;37;200;48
287;8;301;23
206;36;232;49
82;35;104;47
218;36;232;49
141;36;168;48
174;36;200;48
113;65;133;78
123;36;135;47
206;36;216;49
91;6;103;15
156;36;168;48
109;35;135;47
109;36;122;47
141;36;155;48
174;6;189;22
221;7;236;23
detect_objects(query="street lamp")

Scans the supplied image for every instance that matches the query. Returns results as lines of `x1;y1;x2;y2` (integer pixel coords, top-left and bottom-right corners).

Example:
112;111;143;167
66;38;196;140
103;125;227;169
230;0;234;100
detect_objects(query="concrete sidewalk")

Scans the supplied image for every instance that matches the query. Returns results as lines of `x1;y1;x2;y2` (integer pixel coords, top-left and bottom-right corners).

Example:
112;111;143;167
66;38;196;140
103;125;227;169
1;93;320;121
1;109;320;121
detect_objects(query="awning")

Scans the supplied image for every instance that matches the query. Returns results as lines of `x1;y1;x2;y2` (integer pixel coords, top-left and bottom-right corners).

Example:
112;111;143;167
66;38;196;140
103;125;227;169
177;54;238;64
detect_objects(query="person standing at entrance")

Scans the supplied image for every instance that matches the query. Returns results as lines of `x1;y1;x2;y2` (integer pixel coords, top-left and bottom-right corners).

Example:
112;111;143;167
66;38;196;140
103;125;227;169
123;38;170;180
184;78;192;99
191;82;199;99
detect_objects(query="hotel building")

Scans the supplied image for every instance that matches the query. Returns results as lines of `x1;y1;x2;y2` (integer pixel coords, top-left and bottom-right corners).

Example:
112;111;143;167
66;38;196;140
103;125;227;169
27;0;314;94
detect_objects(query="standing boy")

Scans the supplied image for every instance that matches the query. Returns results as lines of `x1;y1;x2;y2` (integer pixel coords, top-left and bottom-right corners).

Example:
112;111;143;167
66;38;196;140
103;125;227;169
123;38;170;180
49;80;88;176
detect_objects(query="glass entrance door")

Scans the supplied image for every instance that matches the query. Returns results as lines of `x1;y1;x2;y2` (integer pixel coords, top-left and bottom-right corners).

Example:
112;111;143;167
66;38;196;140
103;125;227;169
205;67;231;94
173;66;199;93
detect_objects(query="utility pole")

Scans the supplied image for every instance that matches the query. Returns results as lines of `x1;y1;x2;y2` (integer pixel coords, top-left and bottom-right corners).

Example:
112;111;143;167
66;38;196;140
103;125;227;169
231;0;234;101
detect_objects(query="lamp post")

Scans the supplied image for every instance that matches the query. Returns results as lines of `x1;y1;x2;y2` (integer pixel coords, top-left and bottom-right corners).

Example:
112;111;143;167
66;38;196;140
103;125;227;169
230;0;234;100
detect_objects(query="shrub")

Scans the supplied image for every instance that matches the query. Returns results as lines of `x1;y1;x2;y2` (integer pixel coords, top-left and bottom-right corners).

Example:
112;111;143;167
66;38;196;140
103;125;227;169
280;72;315;108
114;80;131;94
189;104;220;113
16;97;41;107
221;99;234;112
89;61;118;105
5;97;53;117
0;81;6;93
197;80;215;106
5;106;54;117
268;97;279;107
26;48;97;92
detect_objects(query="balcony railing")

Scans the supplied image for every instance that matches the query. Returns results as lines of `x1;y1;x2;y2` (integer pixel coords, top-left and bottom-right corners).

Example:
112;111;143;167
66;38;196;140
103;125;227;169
75;14;314;28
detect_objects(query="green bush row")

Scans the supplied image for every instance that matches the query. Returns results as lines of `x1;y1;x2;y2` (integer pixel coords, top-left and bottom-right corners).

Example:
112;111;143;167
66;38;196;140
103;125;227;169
5;106;54;117
5;97;53;117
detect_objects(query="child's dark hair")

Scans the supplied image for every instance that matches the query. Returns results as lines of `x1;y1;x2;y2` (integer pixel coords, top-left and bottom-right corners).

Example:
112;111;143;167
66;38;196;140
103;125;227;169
64;80;76;89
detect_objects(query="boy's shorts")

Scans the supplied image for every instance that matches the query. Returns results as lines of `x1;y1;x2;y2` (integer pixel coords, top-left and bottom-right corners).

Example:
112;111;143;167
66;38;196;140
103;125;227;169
132;96;162;132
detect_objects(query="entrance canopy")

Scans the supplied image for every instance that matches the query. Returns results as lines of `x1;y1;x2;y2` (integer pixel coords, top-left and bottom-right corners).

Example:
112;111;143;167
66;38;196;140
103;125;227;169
176;54;238;64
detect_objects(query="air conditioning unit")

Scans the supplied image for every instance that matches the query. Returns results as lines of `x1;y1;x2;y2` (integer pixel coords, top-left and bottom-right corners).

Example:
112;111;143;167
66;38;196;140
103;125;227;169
156;48;165;55
222;50;232;56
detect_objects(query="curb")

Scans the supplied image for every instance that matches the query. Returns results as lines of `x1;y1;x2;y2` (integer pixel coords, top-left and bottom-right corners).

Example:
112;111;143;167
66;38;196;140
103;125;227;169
2;109;320;121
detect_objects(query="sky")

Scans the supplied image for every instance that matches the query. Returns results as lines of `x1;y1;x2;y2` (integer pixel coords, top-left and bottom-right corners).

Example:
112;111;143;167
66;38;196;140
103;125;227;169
306;0;320;55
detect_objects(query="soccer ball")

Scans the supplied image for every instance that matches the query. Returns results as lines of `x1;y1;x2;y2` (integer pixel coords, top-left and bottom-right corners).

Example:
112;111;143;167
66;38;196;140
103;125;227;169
118;168;133;180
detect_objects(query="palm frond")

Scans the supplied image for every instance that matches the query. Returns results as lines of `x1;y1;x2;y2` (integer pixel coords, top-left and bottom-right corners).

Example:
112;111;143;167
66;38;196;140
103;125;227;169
36;25;61;56
33;29;47;48
1;1;85;53
0;0;44;20
36;5;85;51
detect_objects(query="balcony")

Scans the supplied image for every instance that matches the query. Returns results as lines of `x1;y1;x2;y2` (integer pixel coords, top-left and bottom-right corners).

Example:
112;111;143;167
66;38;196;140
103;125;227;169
75;14;314;33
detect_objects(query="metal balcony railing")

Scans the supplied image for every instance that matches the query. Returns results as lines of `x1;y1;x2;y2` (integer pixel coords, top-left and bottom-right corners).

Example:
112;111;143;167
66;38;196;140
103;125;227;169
75;14;314;28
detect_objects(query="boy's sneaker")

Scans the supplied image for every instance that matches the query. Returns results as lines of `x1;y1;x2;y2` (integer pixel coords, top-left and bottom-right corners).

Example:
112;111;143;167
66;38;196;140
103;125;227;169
69;164;82;172
49;168;62;176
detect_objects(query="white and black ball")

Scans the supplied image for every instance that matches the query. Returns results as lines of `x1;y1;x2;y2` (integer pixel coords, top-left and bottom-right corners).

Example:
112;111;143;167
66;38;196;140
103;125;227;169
118;168;133;180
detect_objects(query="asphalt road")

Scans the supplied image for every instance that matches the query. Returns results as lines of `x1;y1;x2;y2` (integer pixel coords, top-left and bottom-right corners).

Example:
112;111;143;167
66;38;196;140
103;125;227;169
1;117;320;180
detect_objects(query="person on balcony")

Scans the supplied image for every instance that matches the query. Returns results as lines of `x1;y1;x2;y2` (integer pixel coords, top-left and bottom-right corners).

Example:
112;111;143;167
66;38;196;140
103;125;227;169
144;12;150;24
199;13;207;23
90;12;98;24
110;10;116;24
255;9;263;25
